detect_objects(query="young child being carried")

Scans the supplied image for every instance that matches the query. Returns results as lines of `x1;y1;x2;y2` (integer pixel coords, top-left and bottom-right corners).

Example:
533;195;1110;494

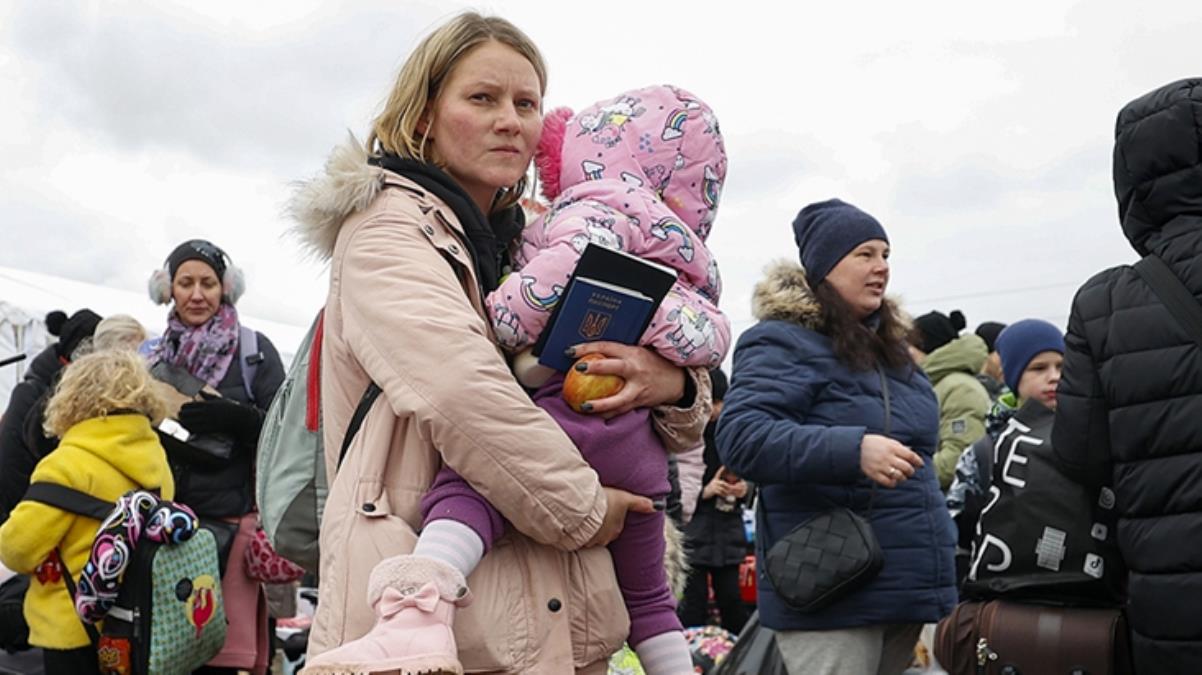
313;85;730;675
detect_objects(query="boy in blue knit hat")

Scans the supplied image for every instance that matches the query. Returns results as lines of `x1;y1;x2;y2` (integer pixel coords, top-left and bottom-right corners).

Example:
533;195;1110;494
945;319;1065;582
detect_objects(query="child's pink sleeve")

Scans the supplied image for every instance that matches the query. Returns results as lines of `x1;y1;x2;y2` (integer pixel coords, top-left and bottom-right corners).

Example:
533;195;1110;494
642;285;731;368
487;201;642;353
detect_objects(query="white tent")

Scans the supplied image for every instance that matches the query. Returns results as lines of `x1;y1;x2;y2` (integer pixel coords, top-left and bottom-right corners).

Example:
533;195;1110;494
0;265;306;409
0;300;53;404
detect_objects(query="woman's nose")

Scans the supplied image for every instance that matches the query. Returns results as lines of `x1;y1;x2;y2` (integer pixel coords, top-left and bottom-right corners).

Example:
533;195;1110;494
495;102;520;134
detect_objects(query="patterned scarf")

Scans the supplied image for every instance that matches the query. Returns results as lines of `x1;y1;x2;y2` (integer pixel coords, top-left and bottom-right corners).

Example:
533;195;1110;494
148;303;240;388
74;491;199;623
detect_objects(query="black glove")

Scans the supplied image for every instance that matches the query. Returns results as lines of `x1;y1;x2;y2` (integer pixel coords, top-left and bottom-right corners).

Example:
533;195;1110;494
178;395;263;445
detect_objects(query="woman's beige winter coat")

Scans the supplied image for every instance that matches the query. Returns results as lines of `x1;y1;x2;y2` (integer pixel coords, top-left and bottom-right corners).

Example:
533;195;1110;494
292;139;709;673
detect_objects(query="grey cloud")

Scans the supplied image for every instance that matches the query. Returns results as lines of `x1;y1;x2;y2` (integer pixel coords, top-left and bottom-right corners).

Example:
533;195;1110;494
5;3;448;174
2;194;134;285
721;130;839;197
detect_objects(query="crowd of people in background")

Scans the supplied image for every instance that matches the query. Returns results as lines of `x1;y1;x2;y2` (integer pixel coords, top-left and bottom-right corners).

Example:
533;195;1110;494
0;10;1199;675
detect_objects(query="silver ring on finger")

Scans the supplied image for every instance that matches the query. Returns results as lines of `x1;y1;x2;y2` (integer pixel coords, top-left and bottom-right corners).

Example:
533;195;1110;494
888;467;899;478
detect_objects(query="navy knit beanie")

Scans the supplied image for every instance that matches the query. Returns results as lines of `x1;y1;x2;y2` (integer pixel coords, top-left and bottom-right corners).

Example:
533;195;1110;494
995;319;1065;392
792;199;889;285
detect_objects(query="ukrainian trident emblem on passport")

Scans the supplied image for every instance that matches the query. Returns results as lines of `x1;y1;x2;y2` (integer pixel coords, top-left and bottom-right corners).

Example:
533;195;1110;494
579;310;612;339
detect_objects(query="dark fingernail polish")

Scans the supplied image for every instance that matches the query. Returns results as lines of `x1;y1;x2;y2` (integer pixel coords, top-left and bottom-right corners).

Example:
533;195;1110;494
575;362;588;372
564;347;576;358
580;402;593;413
652;499;666;511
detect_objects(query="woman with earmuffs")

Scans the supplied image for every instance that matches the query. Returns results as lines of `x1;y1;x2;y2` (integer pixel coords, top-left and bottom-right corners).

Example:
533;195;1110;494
146;238;285;675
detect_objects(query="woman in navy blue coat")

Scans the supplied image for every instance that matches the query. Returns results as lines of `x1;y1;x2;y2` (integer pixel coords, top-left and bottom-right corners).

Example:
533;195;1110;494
717;200;955;675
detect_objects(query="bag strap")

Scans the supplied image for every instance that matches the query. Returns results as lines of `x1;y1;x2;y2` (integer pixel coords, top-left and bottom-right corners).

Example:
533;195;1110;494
55;546;100;646
23;482;113;521
1133;254;1202;349
305;311;325;433
866;367;892;517
337;383;383;472
239;325;260;405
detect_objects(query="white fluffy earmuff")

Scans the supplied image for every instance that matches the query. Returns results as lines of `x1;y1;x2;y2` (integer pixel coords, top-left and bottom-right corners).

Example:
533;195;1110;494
221;264;245;305
147;268;172;305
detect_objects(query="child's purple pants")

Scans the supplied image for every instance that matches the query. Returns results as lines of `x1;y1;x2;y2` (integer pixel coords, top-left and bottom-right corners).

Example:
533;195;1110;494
419;373;681;646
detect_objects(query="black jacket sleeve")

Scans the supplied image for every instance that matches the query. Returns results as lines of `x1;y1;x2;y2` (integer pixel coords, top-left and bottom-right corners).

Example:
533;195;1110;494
1052;281;1113;489
0;382;45;524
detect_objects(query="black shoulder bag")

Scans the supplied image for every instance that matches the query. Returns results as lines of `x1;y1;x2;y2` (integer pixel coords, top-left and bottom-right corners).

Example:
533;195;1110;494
761;368;888;612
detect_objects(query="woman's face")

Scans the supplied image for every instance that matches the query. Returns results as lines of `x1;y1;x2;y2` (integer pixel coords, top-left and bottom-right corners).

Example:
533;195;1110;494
424;40;542;212
1017;351;1063;409
824;240;890;320
172;260;223;327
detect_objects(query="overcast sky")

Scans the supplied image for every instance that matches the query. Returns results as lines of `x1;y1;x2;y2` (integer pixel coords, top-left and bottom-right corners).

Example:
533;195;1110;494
2;0;1199;358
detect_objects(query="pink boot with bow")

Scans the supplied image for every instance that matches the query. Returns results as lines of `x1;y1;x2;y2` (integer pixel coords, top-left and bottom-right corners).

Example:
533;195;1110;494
302;555;471;675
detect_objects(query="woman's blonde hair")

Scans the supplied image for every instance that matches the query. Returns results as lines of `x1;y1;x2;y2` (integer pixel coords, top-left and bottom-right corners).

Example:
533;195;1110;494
44;350;166;438
369;12;547;212
93;314;149;353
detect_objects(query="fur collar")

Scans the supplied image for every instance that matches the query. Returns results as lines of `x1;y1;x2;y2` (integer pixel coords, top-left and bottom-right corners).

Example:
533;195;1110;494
288;133;386;260
751;260;906;331
751;261;823;328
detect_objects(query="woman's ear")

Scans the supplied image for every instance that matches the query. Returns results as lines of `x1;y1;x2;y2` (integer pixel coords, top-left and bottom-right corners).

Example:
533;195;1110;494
416;105;432;137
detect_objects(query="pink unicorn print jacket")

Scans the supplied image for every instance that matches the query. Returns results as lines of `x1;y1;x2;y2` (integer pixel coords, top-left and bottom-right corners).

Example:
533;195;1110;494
488;84;731;369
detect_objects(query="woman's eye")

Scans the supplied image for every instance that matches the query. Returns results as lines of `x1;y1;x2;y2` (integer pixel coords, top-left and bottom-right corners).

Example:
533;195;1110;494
471;93;492;102
517;99;538;110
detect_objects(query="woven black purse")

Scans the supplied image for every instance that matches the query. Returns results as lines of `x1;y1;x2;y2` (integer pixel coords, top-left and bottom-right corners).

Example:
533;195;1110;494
762;368;891;613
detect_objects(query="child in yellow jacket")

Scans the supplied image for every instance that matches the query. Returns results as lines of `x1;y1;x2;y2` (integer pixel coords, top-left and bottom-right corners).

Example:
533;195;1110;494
0;349;173;674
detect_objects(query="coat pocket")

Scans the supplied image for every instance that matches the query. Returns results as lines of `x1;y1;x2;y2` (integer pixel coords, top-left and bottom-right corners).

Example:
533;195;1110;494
456;538;522;672
568;547;630;667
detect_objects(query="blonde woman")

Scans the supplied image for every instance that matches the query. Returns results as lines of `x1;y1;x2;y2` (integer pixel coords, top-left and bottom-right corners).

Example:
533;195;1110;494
292;11;710;675
0;350;173;675
92;314;149;353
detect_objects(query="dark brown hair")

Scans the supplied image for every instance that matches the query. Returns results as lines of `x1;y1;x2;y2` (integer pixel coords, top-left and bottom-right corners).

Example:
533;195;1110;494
813;282;912;371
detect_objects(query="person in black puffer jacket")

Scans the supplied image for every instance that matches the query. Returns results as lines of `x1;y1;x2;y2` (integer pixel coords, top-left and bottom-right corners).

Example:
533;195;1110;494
1052;77;1202;673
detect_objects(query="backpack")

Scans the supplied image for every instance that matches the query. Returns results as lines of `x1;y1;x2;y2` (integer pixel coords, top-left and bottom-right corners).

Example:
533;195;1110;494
962;399;1124;605
23;482;226;675
255;310;380;573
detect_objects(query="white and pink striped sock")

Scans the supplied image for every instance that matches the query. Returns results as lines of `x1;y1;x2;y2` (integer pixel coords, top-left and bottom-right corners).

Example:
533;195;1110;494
635;630;694;675
413;519;485;579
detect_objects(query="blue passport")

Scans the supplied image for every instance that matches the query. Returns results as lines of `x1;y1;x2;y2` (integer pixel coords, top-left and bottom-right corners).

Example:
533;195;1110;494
534;244;677;373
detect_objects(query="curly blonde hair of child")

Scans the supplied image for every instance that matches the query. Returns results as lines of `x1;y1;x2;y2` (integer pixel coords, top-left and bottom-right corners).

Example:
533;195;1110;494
43;349;166;438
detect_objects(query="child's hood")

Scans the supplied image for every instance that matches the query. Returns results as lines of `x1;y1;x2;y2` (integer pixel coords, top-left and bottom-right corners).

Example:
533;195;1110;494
54;415;172;491
538;84;727;240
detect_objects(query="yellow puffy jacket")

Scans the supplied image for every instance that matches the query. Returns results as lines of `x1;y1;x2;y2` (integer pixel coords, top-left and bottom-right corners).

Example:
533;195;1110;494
0;414;173;649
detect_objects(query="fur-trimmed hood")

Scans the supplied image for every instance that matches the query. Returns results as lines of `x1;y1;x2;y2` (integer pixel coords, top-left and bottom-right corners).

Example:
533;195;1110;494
289;134;387;260
751;260;907;332
751;260;823;328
